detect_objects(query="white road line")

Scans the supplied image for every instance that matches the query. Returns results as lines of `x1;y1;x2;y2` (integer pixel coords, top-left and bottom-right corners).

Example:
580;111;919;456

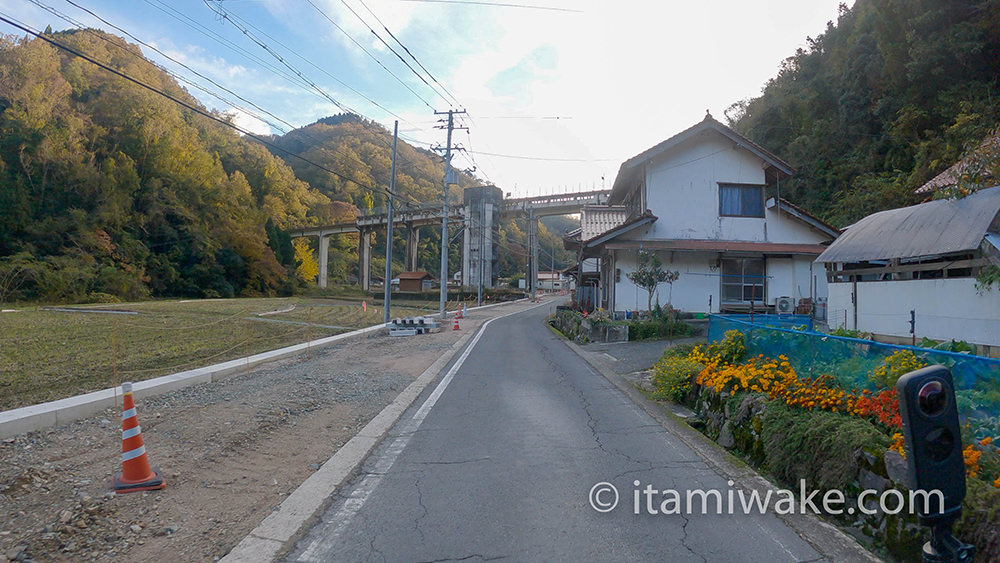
295;302;548;562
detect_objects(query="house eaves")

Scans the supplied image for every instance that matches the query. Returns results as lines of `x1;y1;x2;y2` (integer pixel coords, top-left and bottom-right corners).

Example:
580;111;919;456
583;213;657;249
609;114;795;204
604;239;828;255
817;185;1000;264
766;197;841;239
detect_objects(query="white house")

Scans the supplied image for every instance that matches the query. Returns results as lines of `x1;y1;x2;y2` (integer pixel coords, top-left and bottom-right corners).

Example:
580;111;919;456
567;113;839;314
816;185;1000;352
536;271;569;291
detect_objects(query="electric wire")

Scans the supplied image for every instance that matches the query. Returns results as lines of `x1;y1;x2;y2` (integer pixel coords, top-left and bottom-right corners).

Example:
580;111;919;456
335;0;453;107
217;5;413;125
38;0;300;136
399;0;584;13
200;0;438;193
140;0;319;95
299;0;434;109
49;1;427;210
354;0;462;107
0;12;412;204
203;0;359;116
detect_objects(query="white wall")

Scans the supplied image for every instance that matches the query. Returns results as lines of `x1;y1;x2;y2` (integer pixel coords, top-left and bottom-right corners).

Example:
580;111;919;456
641;130;830;245
768;258;826;303
611;249;824;313
645;133;766;241
828;279;1000;346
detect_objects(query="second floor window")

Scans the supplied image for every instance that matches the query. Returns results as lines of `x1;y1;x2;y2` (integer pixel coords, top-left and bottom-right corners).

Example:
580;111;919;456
719;184;764;217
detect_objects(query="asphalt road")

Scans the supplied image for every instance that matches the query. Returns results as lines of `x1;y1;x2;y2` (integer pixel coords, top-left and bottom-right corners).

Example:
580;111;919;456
286;303;826;562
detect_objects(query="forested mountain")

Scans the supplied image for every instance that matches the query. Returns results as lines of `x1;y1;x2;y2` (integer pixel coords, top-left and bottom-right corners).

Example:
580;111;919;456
728;0;1000;227
0;29;572;302
0;30;334;302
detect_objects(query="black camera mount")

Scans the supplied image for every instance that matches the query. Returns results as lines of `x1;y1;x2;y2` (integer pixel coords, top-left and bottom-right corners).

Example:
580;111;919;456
922;514;975;563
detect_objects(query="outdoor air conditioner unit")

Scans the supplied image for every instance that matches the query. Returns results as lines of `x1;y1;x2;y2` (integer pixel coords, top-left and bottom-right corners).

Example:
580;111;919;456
775;296;794;314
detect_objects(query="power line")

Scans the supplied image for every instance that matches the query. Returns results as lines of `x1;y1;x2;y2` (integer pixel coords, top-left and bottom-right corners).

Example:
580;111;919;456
24;1;431;209
203;0;359;116
468;150;615;162
0;12;409;204
43;0;298;135
217;6;413;125
298;0;434;109
200;0;441;167
335;0;453;107
471;115;573;120
399;0;584;13
353;0;462;108
140;0;320;96
198;0;438;193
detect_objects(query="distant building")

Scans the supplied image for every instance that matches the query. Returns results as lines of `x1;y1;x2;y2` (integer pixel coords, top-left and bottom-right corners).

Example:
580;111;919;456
915;133;999;195
397;271;434;292
817;185;1000;352
537;271;568;291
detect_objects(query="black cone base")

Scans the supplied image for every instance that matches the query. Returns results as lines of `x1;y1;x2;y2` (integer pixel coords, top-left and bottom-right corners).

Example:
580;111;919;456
113;467;166;494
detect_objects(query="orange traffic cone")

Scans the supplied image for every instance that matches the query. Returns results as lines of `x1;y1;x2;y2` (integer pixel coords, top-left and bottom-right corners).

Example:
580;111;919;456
456;308;463;319
113;382;166;494
453;317;460;331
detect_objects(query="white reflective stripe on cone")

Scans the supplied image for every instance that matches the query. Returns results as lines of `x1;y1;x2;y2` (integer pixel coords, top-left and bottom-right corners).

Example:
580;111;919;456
122;426;142;439
122;408;136;419
121;445;146;462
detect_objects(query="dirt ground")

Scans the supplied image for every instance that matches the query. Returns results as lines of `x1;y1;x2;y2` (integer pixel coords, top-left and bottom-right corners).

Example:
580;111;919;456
0;301;542;563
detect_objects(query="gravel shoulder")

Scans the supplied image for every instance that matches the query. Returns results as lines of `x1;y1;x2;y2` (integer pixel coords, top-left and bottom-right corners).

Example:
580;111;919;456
0;299;544;563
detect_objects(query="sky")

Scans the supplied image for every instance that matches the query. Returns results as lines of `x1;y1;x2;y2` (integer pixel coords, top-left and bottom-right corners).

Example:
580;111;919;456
2;0;852;199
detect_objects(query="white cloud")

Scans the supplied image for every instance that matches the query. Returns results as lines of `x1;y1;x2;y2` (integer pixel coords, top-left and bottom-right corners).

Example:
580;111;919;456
227;107;273;136
2;0;850;198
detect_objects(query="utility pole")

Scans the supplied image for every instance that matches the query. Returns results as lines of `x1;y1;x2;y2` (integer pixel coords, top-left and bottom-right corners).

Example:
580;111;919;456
434;109;466;318
383;121;398;324
550;236;555;293
528;207;537;301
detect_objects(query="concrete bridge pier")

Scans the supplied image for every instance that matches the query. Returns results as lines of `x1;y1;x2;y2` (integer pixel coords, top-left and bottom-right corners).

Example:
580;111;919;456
406;223;420;272
318;234;330;289
462;209;471;287
358;229;372;291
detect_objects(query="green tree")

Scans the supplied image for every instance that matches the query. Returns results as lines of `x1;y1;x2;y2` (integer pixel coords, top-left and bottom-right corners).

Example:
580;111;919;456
627;251;679;312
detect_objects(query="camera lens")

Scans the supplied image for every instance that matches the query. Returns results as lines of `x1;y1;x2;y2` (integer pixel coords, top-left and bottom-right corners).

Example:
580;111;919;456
917;380;947;416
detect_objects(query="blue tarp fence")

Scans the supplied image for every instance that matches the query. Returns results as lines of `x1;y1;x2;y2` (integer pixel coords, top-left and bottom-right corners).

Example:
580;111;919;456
708;315;1000;431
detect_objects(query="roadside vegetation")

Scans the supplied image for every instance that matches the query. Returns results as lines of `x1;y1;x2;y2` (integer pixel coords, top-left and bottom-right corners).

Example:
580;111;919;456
651;330;1000;560
0;297;431;410
548;306;696;343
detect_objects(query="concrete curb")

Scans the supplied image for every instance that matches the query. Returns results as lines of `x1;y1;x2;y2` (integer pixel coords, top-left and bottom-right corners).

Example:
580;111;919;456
220;323;482;562
0;298;531;440
561;339;882;563
0;322;386;439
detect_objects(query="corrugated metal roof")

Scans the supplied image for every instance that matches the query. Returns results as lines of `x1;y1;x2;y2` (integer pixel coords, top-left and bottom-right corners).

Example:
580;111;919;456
817;186;1000;263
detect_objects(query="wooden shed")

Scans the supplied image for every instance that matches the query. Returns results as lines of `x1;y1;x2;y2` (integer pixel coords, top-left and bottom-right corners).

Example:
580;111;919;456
397;271;434;292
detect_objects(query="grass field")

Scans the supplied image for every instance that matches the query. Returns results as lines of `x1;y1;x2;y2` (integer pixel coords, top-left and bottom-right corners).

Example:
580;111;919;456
0;297;442;410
